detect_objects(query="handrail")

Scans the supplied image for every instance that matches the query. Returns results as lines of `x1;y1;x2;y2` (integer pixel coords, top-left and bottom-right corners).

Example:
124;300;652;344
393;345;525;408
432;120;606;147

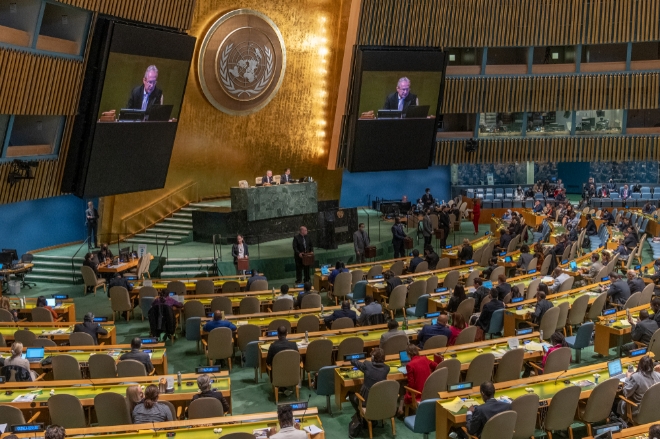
70;237;90;283
121;182;199;238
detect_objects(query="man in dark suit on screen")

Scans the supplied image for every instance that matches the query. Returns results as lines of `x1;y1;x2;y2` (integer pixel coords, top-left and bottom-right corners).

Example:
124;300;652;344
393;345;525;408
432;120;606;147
127;65;163;111
383;77;419;111
292;226;313;283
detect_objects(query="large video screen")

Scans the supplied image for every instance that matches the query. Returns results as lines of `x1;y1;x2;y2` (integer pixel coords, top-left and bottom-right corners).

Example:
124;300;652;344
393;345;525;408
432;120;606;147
346;48;446;172
62;20;196;198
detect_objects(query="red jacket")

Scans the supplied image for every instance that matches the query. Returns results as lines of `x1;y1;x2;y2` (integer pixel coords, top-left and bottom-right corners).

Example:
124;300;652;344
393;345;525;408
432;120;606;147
473;203;481;218
542;344;571;369
404;355;437;404
448;326;462;346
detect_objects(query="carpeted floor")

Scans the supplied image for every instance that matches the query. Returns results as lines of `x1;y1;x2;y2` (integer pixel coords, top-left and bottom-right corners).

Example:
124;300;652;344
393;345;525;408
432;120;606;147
13;217;651;439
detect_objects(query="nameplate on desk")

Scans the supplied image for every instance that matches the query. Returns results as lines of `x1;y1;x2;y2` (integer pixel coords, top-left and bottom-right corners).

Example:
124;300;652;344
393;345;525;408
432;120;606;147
499;251;506;256
465;260;474;264
343;353;366;361
425;312;441;319
515;327;533;335
527;269;537;274
51;294;68;300
602;308;616;316
282;401;308;410
141;337;158;344
265;331;278;337
511;297;524;303
435;288;448;293
295;284;304;288
448;382;472;392
196;366;221;374
11;424;44;433
373;275;384;280
561;259;568;264
630;347;647;357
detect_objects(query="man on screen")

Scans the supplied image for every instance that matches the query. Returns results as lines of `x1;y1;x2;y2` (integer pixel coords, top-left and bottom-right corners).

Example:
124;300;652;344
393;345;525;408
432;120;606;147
383;77;419;111
127;65;164;111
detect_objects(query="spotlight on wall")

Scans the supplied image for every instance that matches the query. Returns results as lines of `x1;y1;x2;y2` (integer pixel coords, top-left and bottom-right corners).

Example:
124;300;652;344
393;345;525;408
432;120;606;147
465;138;478;153
7;159;38;186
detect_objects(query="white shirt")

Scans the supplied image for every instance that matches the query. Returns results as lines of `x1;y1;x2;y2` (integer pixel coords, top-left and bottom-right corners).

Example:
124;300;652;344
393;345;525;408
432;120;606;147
552;273;571;291
270;427;308;439
238;245;244;259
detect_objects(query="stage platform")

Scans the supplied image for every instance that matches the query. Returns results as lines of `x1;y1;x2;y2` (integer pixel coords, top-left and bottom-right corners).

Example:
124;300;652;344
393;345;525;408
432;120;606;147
29;208;473;282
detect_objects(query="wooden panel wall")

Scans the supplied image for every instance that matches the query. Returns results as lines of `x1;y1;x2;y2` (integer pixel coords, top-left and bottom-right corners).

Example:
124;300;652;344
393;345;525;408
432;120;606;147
358;0;660;47
442;73;660;113
0;0;196;206
435;136;660;165
57;0;196;31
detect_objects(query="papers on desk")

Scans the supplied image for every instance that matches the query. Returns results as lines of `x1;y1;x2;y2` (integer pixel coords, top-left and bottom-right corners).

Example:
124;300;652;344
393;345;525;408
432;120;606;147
397;366;408;374
260;343;271;351
541;276;554;283
491;349;507;359
296;341;309;348
441;397;480;412
41;329;66;335
235;320;249;326
523;341;547;352
404;329;418;336
13;393;37;402
572;379;595;387
372;283;386;289
253;427;270;439
304;425;324;435
107;263;127;269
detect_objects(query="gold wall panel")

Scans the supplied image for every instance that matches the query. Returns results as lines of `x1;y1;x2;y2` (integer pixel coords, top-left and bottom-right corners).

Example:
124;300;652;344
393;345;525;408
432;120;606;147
435;136;660;165
101;0;353;236
56;0;196;30
442;72;660;114
358;0;660;47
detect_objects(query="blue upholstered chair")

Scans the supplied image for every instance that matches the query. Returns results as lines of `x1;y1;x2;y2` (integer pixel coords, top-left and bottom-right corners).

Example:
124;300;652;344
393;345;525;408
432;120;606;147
184;317;201;353
347;280;367;302
243;341;261;383
404;398;439;439
485;308;504;339
565;321;594;363
315;365;337;414
406;294;429;318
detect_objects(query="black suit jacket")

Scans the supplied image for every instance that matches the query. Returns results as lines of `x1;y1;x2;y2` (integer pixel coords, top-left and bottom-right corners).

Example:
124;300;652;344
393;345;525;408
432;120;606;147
262;175;275;184
73;322;108;345
119;349;154;373
280;174;294;184
292;234;313;257
324;309;358;326
231;243;249;263
383;92;418;111
467;398;512;437
127;85;163;111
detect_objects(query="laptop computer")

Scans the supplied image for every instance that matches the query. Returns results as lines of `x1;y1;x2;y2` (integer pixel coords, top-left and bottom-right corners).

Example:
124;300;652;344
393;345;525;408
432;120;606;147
46;298;56;307
118;108;145;121
146;104;173;122
404;105;430;118
483;281;493;289
569;261;578;272
397;351;411;374
25;347;45;363
504;256;512;263
377;109;402;119
607;359;626;380
321;266;330;276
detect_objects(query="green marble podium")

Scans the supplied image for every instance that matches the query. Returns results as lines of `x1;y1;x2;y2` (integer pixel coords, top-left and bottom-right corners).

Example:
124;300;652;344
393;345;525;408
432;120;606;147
230;182;318;221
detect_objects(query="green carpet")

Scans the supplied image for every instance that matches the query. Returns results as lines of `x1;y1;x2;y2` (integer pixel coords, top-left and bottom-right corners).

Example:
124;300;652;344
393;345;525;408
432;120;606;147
13;217;653;439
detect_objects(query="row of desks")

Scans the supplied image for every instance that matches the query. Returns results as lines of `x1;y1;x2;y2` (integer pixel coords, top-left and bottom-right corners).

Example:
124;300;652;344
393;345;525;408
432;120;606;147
0;321;116;344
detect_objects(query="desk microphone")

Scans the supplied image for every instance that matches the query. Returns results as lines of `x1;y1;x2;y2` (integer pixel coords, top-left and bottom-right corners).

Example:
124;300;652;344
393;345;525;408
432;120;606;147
553;369;569;386
299;393;312;425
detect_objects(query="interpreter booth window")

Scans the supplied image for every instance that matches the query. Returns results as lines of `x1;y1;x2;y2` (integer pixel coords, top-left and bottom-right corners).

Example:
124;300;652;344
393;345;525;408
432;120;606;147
485;47;528;75
575;109;623;135
581;43;627;72
445;48;483;75
631;42;660;71
526;111;572;137
0;0;42;49
627;109;660;135
437;113;476;139
478;112;524;138
531;46;577;74
35;2;89;57
1;115;63;159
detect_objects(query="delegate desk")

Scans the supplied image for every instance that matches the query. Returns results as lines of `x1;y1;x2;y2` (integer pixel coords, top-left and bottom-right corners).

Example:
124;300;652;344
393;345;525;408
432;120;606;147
98;254;153;275
594;304;651;356
584;422;658;438
0;264;34;291
559;249;601;276
313;257;411;291
334;332;542;409
24;409;325;439
441;236;492;263
368;262;479;303
133;275;252;293
0;344;168;375
435;357;640;439
183;289;304;314
223;306;340;333
231;181;318;221
257;319;430;375
7;298;76;322
503;282;607;336
0;322;116;344
0;372;231;421
521;209;546;228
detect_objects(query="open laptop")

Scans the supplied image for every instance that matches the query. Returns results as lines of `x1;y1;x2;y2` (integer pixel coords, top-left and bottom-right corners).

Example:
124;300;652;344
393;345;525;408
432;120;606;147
504;256;512;263
483;281;493;289
377;109;402;119
118;108;145;121
404;105;430;118
146;104;173;121
397;350;411;374
607;359;626;380
46;298;56;307
569;261;578;272
320;265;330;276
24;347;45;363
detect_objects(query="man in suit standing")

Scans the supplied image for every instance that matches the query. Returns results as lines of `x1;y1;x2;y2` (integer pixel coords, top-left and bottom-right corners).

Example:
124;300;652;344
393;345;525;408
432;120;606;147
422;209;433;247
421;188;434;208
127;65;163;111
280;168;293;184
262;170;275;185
85;201;99;249
353;223;370;263
466;381;512;437
383;77;419;111
391;217;407;258
438;205;450;248
292;226;313;283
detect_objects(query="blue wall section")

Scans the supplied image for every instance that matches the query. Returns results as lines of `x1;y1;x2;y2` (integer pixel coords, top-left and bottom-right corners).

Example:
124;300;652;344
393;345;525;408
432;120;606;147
0;195;89;256
340;166;452;208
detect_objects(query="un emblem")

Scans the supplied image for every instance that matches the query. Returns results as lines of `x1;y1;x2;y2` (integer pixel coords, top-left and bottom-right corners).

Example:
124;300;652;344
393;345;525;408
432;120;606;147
198;9;286;115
